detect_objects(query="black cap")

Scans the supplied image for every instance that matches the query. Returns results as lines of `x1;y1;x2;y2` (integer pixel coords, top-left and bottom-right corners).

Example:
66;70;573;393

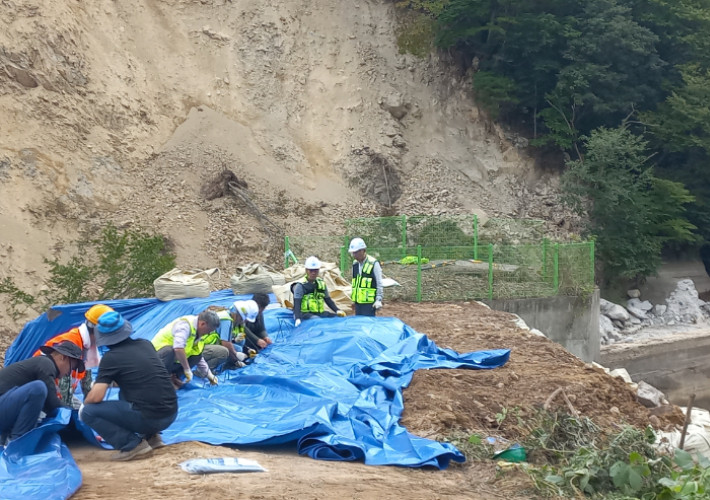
40;341;85;373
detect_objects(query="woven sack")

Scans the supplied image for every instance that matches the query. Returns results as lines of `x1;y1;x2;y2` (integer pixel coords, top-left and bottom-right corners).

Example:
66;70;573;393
154;268;220;302
231;263;285;295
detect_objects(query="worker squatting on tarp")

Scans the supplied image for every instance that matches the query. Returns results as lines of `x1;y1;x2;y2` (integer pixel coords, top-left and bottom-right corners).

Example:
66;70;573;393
0;290;510;500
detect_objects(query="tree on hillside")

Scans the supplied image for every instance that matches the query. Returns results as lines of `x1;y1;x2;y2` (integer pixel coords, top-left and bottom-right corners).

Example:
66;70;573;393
562;127;696;282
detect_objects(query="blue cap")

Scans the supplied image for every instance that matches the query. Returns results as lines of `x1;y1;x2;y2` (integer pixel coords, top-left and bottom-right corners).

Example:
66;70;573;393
95;311;133;347
97;311;125;333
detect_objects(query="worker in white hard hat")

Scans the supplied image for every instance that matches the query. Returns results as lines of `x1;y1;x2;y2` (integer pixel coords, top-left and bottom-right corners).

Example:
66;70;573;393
291;256;346;326
349;238;383;316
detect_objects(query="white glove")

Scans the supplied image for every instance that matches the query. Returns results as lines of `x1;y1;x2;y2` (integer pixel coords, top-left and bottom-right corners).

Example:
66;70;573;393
207;373;219;386
71;395;82;410
235;352;247;362
336;310;346;317
78;404;85;421
295;319;301;327
183;369;193;383
373;300;383;310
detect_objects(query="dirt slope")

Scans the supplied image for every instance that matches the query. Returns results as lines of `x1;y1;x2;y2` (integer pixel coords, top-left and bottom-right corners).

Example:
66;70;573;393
0;0;580;326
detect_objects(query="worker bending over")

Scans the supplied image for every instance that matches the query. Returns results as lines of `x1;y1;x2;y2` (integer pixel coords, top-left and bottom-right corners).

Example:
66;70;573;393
81;312;178;461
0;341;83;445
201;301;259;371
349;238;383;316
151;310;220;388
33;304;114;405
245;292;273;352
292;256;346;327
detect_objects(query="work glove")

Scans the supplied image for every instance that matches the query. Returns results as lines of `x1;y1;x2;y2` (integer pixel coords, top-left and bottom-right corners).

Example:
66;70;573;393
295;319;301;327
183;369;193;383
336;310;346;317
71;395;83;410
207;373;219;386
373;300;383;310
247;349;257;358
78;404;85;421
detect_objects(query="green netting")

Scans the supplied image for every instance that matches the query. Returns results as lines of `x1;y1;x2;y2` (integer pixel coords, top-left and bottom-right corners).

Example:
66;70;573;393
287;216;595;301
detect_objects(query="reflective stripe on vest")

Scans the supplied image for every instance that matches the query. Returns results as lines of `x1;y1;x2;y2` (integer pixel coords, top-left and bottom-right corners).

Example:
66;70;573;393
151;316;205;357
300;277;326;313
351;255;377;304
211;310;246;342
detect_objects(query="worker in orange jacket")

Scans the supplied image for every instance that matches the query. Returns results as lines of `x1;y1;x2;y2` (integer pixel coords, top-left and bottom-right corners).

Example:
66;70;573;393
33;304;114;405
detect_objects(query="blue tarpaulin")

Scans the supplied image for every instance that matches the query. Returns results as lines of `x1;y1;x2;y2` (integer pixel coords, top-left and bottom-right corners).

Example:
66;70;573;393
2;290;510;499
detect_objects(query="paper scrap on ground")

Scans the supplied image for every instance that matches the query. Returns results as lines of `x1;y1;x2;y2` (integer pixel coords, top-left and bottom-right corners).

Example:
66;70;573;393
179;457;268;474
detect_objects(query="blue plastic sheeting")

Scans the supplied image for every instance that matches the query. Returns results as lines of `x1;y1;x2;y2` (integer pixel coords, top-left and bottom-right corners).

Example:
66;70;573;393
163;315;510;467
0;409;82;500
5;290;270;366
3;290;510;499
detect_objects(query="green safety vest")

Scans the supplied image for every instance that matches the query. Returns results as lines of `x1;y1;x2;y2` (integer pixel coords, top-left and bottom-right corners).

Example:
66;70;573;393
203;310;246;345
352;255;378;304
152;316;205;357
299;277;326;313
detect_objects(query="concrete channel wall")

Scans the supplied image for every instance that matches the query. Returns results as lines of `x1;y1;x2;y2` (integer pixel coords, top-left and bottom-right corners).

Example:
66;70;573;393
483;289;600;363
600;329;710;410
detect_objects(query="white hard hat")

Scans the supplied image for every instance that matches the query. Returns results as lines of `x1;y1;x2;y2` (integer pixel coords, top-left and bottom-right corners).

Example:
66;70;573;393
348;238;367;253
232;300;259;322
304;256;321;270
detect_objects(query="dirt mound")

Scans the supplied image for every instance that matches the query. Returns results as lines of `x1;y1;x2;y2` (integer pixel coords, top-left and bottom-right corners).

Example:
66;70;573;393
385;302;682;440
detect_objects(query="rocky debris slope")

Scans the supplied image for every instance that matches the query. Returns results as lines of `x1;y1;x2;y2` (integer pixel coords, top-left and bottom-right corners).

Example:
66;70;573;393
600;279;710;345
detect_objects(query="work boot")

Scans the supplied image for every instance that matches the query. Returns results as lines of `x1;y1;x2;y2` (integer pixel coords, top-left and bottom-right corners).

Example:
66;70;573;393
146;434;165;449
110;439;152;461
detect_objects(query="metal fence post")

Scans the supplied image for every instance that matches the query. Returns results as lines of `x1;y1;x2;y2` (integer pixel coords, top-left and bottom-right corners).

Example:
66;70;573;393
554;243;560;293
542;237;548;282
340;246;347;275
284;236;290;269
402;215;408;259
473;214;479;260
416;245;422;302
589;240;595;286
488;243;494;299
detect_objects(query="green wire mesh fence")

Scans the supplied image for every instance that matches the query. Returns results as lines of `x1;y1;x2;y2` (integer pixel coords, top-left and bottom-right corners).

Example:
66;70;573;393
285;215;595;301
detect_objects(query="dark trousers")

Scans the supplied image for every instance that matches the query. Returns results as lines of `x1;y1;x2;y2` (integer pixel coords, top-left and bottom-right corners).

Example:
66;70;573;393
0;381;48;441
81;400;176;451
156;346;201;375
355;303;377;316
302;311;337;320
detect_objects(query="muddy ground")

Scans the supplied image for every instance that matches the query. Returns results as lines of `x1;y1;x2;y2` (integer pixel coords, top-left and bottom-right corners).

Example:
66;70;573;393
2;301;677;499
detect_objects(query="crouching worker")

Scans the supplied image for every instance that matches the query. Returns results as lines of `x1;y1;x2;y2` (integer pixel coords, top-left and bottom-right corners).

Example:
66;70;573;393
291;256;346;327
151;310;220;388
81;312;178;461
245;293;274;352
0;341;83;445
200;304;252;371
33;304;114;406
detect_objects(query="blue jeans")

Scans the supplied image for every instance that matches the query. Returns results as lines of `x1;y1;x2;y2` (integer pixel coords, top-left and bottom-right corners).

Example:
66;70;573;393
81;400;176;451
0;381;48;440
354;303;377;316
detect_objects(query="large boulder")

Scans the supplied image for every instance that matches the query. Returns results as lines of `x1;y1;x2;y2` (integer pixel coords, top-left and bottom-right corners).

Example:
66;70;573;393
627;306;648;320
628;298;653;311
602;300;631;322
636;381;666;408
600;314;617;339
627;289;641;298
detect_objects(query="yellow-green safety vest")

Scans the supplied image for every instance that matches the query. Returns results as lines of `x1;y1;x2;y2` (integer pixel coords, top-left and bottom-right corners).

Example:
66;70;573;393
300;277;326;313
352;255;378;304
152;316;206;357
208;309;246;344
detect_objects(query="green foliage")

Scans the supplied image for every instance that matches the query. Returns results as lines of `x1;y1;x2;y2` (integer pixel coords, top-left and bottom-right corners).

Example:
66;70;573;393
396;11;437;58
0;224;176;318
92;224;176;300
562;127;696;281
472;71;519;119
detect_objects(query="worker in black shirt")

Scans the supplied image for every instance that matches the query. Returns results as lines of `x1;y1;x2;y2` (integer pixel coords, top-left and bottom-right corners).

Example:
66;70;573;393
246;292;274;352
80;311;178;462
0;341;84;445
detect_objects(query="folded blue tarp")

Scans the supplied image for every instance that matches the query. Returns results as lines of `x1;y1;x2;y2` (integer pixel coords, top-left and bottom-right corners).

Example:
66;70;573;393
0;408;81;500
2;290;510;499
